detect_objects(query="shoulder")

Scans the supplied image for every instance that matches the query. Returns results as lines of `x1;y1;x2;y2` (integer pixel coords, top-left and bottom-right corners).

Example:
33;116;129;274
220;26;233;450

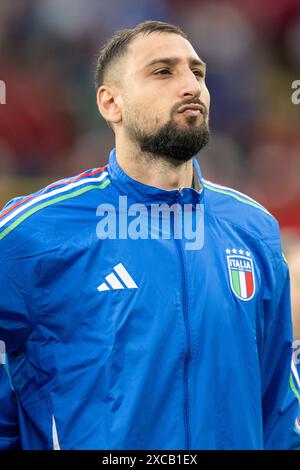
203;178;282;252
0;166;110;250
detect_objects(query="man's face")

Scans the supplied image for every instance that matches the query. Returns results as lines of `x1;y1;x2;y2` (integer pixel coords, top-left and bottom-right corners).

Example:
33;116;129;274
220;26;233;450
117;32;211;162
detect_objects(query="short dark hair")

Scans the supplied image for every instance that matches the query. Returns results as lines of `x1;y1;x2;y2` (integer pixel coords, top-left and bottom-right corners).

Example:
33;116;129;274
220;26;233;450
95;20;187;89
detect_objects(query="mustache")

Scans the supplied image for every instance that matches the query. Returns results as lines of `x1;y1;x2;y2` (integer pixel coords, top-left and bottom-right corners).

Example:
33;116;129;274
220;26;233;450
173;99;208;118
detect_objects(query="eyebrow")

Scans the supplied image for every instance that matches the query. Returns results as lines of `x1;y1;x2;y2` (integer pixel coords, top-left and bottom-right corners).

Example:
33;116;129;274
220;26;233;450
144;56;206;69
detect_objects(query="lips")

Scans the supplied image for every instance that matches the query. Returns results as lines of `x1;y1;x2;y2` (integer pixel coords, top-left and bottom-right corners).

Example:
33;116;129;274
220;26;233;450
177;103;205;115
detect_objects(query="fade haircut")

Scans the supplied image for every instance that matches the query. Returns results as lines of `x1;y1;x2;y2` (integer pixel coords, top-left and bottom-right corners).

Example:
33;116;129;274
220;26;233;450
95;20;187;89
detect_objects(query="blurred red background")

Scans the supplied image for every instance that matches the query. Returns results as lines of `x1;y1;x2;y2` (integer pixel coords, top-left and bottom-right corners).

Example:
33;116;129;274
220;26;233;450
0;0;299;229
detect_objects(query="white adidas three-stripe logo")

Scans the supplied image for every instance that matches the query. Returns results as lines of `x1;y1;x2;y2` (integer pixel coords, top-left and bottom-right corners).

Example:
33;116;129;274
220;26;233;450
97;263;138;292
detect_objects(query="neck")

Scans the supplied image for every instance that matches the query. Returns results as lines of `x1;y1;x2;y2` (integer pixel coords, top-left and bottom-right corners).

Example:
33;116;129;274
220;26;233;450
115;138;193;191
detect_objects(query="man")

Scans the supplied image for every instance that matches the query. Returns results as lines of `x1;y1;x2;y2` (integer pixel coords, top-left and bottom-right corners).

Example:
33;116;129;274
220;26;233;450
0;20;299;450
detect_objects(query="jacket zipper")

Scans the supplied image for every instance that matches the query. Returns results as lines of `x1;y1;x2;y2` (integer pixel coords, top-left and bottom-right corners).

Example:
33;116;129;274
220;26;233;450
175;236;191;450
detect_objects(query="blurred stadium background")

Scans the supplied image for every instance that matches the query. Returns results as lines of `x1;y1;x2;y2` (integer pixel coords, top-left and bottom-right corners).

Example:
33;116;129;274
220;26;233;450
0;0;299;335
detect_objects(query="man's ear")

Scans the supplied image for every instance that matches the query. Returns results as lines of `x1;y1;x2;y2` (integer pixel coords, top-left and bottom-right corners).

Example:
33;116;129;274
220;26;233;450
97;85;122;125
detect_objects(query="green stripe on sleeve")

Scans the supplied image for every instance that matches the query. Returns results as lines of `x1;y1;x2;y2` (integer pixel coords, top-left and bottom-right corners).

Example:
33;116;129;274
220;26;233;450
0;179;111;241
203;183;273;217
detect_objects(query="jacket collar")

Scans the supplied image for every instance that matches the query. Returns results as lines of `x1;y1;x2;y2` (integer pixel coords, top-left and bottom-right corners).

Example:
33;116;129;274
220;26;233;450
107;148;204;206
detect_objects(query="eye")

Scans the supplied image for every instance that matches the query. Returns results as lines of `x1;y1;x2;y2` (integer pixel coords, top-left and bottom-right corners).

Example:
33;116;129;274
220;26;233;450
193;70;205;78
154;69;172;75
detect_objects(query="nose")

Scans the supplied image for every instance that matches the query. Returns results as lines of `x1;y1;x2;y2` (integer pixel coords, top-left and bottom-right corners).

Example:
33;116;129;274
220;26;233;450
178;69;201;99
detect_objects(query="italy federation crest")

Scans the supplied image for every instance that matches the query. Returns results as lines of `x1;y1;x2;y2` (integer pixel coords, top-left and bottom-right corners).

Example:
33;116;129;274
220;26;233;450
226;249;255;301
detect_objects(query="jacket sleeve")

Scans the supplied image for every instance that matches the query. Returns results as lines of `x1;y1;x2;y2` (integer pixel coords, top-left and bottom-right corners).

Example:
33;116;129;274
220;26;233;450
0;266;33;355
0;203;37;451
261;235;300;449
0;358;20;450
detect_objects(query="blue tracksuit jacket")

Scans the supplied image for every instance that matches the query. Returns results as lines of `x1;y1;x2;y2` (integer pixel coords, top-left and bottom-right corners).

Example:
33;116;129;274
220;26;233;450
0;148;299;450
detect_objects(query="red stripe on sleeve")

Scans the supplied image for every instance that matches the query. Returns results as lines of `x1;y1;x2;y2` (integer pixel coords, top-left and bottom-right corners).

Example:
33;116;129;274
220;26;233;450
0;165;107;220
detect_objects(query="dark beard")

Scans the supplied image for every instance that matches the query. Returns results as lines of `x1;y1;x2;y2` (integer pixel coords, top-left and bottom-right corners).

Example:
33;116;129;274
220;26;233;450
131;117;210;164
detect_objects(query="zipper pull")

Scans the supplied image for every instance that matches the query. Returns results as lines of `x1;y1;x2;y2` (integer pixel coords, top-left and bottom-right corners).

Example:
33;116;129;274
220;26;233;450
176;187;184;201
